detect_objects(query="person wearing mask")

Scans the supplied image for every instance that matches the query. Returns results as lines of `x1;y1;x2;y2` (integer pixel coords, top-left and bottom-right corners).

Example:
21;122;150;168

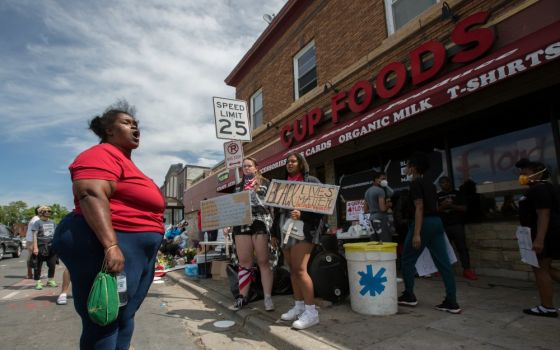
273;152;325;329
515;158;560;317
398;152;461;314
231;157;276;311
363;170;393;242
53;100;165;349
437;176;477;280
25;207;40;279
31;205;57;290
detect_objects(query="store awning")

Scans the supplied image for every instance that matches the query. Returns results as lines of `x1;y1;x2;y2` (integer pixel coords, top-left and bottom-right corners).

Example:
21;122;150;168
255;20;560;175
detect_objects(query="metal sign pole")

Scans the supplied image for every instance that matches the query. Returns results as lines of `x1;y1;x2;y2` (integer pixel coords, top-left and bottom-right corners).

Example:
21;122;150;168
234;166;241;185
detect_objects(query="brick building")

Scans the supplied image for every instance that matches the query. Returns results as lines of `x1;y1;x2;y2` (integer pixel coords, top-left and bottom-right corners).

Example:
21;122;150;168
185;0;560;279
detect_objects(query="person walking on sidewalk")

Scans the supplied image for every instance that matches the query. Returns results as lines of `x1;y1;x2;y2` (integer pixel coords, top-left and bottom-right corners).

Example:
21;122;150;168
437;176;478;280
25;207;40;279
515;158;560;318
53;100;165;349
273;152;325;330
231;157;276;311
31;206;57;290
56;268;71;305
398;152;461;314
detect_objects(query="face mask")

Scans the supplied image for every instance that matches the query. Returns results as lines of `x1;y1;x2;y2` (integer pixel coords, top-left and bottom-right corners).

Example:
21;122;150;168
518;168;546;185
244;174;255;180
380;180;388;188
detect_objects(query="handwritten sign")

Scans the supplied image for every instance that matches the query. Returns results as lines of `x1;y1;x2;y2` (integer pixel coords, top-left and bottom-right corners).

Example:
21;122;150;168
264;179;339;215
346;200;365;221
200;192;252;231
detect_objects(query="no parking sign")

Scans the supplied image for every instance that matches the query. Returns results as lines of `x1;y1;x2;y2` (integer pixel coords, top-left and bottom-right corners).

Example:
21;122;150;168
224;140;244;169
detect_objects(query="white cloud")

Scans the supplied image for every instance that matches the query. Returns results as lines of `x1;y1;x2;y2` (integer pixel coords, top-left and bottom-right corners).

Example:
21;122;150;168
0;0;286;188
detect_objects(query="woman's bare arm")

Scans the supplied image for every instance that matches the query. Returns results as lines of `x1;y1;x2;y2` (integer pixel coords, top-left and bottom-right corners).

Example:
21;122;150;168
73;179;125;273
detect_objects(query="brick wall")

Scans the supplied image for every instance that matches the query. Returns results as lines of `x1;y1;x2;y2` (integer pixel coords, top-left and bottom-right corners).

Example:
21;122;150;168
466;222;560;281
237;0;530;156
230;0;547;280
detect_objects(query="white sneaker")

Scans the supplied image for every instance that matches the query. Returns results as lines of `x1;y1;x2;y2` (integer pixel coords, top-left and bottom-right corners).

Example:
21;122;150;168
56;293;67;305
264;296;275;311
280;306;304;321
291;309;319;330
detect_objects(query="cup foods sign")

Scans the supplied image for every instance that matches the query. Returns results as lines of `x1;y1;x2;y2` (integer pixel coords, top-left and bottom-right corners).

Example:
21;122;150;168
279;11;496;148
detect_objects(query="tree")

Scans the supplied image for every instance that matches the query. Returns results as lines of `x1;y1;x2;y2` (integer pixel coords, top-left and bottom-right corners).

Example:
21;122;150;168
0;202;69;225
0;201;28;226
47;203;69;224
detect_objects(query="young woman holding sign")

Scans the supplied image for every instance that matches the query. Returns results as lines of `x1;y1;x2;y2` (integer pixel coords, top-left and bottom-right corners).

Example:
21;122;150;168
273;152;325;330
231;157;276;311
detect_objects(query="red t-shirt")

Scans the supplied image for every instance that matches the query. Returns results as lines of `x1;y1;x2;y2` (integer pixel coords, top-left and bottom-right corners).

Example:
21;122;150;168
69;143;165;234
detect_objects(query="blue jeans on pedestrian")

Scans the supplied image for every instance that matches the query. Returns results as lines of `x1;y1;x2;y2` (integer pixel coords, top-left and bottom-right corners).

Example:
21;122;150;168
53;212;162;350
401;216;457;303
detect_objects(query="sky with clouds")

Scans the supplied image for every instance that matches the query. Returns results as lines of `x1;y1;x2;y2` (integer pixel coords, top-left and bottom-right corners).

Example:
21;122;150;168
0;0;285;210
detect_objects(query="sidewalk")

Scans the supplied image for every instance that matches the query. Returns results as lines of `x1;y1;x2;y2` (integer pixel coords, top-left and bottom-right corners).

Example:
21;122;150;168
166;270;560;350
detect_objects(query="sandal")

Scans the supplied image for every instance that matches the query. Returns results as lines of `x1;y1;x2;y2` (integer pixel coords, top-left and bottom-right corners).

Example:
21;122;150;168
523;305;558;318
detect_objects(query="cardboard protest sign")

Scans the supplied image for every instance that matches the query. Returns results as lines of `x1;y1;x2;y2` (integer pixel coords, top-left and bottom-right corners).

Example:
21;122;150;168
200;192;252;231
264;179;339;215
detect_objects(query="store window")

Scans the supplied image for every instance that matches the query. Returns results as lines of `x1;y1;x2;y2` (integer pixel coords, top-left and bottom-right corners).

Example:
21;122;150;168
250;89;263;130
293;41;317;99
384;0;437;34
450;123;557;221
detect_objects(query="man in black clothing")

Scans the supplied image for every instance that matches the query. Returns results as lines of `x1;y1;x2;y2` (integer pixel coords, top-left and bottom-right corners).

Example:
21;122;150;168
437;176;477;281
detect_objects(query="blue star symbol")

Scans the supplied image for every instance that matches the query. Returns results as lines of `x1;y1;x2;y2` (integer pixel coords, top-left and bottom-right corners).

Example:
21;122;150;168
357;264;387;296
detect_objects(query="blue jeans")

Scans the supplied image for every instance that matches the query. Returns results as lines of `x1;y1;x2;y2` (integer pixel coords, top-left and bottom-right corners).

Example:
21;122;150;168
53;213;162;350
401;216;457;303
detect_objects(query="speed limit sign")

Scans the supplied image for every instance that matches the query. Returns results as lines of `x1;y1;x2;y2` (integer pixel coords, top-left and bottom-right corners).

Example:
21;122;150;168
213;97;252;141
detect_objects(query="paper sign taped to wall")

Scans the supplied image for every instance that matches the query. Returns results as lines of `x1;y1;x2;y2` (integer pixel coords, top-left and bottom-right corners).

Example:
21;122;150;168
200;191;252;231
346;200;365;221
263;179;339;215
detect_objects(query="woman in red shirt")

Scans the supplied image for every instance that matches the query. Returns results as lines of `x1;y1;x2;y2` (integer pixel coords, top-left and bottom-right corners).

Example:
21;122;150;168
53;101;165;350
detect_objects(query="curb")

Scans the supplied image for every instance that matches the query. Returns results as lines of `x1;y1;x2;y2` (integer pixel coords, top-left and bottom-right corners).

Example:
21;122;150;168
166;271;342;350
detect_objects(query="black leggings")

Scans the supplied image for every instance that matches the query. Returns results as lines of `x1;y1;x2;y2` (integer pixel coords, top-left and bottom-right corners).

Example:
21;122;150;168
33;253;57;280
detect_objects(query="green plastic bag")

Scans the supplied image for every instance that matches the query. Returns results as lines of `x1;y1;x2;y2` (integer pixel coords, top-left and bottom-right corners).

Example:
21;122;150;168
87;262;119;326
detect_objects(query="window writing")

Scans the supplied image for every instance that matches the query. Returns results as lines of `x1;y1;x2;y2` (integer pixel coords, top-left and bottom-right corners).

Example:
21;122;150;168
450;123;557;220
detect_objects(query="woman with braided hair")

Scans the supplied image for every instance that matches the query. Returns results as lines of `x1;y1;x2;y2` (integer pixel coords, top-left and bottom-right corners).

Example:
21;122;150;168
231;157;277;311
273;152;325;330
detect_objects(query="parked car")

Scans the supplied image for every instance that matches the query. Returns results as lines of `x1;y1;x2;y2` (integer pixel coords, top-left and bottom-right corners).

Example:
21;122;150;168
0;224;23;260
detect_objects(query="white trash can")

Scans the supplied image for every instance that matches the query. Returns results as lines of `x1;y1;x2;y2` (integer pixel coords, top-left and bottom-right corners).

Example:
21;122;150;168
343;242;398;316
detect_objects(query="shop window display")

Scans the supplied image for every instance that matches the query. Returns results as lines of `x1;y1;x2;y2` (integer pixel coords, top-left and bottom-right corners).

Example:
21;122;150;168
450;123;557;221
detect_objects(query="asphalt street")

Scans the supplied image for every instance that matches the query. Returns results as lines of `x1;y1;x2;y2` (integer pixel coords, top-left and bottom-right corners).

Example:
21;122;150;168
0;251;197;350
